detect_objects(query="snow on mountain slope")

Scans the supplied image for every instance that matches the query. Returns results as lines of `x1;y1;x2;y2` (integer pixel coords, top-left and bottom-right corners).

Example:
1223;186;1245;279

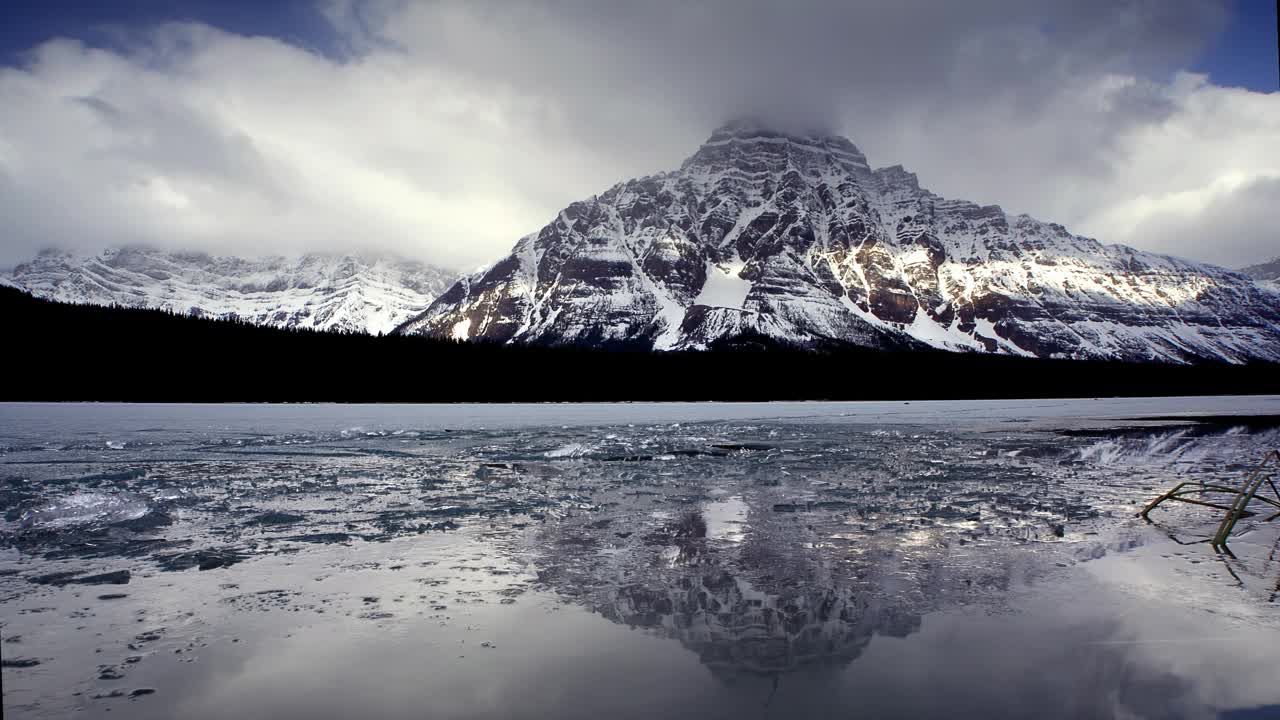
1243;257;1280;292
398;121;1280;363
2;247;455;335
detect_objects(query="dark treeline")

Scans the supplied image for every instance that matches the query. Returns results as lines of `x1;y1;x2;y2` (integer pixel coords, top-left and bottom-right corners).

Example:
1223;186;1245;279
5;286;1278;402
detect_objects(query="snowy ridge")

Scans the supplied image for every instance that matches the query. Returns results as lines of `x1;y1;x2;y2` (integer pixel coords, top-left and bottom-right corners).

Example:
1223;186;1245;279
2;247;456;335
399;121;1280;362
1243;257;1280;282
1243;257;1280;293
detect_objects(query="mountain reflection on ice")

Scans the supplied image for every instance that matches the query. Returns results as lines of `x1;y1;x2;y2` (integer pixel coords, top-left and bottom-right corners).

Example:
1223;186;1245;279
518;419;1278;680
549;502;926;680
2;402;1279;718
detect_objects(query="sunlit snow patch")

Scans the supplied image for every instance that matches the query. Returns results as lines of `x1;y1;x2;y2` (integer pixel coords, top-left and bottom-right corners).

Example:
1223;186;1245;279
450;318;471;341
906;308;983;352
694;260;751;310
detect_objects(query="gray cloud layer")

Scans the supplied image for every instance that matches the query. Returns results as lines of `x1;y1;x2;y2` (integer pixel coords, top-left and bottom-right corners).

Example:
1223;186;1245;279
0;0;1276;270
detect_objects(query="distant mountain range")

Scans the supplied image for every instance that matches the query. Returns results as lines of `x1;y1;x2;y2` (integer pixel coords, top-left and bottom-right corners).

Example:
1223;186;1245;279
3;123;1278;361
0;247;455;335
1243;257;1280;290
397;121;1280;363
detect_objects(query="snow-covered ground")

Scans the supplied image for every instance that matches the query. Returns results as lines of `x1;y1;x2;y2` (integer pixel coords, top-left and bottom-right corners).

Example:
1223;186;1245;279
4;395;1274;435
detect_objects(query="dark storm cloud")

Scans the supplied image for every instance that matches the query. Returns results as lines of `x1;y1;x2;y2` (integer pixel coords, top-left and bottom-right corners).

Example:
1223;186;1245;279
350;0;1226;147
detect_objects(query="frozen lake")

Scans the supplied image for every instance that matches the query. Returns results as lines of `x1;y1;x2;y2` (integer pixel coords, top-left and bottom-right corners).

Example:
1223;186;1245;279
2;398;1279;719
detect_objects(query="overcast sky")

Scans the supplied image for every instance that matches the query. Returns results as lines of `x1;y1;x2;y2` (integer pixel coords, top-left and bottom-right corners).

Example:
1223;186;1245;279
0;0;1277;270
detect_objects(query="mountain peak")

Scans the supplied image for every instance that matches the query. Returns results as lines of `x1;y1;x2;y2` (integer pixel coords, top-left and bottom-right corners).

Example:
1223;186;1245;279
684;119;869;174
704;117;859;148
401;123;1280;363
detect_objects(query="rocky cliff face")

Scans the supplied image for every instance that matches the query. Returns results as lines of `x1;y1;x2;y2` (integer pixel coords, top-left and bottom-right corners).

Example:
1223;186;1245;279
399;121;1280;363
2;247;455;335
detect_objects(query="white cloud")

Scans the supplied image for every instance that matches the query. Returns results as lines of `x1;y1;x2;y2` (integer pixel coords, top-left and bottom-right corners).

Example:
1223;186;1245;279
849;71;1280;268
0;24;619;269
1072;76;1280;266
0;0;1275;271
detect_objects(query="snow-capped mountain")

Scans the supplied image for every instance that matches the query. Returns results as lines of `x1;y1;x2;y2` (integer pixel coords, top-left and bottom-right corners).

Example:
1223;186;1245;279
1243;257;1280;291
2;247;455;335
398;121;1280;363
